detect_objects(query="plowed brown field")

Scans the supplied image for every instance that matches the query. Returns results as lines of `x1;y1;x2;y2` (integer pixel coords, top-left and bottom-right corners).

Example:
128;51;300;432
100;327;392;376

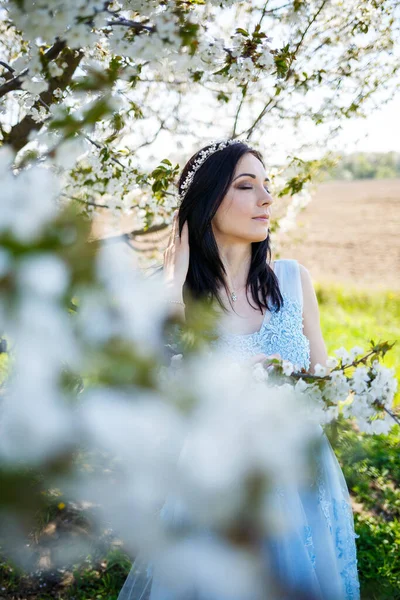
276;178;400;291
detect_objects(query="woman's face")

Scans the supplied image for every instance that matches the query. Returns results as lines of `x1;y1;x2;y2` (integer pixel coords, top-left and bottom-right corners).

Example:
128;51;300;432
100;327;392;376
211;152;273;243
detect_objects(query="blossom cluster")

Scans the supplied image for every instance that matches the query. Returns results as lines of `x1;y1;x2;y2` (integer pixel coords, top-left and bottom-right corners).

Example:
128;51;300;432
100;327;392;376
250;346;398;435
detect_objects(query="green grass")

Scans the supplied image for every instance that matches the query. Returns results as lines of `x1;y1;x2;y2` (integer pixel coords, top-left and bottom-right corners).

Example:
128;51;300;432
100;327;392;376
316;282;400;405
0;546;132;599
317;282;400;599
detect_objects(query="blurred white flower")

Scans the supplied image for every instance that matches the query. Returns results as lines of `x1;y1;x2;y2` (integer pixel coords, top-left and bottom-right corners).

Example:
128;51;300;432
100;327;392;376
281;359;294;376
53;137;87;169
96;242;170;353
151;535;265;600
334;346;352;366
349;345;365;362
0;166;59;242
17;254;69;298
167;351;318;528
314;363;328;377
252;362;269;382
258;46;274;69
0;384;73;464
326;356;339;369
78;386;185;475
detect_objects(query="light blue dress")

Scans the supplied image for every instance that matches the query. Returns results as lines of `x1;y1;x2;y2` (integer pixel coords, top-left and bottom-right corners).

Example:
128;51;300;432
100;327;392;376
117;259;360;600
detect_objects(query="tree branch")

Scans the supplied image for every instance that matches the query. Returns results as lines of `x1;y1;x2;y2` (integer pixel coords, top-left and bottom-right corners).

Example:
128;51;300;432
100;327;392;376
0;67;29;99
3;47;84;151
0;61;15;77
0;39;66;100
44;39;67;61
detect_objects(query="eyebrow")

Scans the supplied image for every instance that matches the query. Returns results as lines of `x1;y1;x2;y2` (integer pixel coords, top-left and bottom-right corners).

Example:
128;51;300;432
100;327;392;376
233;173;271;182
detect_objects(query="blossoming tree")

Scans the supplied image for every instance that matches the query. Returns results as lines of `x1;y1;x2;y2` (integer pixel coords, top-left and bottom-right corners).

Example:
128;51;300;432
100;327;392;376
0;0;399;234
0;0;399;595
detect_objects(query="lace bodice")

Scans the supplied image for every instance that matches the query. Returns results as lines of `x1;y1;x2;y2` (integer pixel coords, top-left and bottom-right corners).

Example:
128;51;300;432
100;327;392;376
210;259;311;371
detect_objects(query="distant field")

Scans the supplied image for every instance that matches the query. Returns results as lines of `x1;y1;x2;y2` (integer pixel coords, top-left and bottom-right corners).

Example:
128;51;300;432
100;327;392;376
276;178;400;291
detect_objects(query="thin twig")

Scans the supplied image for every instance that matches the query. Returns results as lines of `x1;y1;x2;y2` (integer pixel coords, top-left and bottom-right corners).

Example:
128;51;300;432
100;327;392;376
232;83;248;138
106;18;155;33
61;193;111;209
382;406;400;427
245;0;329;140
81;132;126;169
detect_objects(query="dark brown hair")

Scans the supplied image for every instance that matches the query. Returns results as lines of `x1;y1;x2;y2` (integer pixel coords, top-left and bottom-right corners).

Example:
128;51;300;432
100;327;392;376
175;140;283;317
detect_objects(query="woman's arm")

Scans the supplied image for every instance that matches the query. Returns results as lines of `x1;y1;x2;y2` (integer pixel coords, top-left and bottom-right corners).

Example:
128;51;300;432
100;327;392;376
298;263;329;374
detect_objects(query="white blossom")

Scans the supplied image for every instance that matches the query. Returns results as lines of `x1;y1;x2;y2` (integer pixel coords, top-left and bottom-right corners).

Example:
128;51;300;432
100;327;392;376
334;346;352;366
21;77;48;95
252;361;269;382
314;363;328;377
281;359;294;376
326;356;339;369
48;62;64;77
257;46;274;69
350;366;370;394
349;345;365;362
30;105;48;123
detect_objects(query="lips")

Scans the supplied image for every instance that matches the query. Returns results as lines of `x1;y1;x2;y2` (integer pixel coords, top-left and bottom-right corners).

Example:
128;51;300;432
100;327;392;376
253;216;270;221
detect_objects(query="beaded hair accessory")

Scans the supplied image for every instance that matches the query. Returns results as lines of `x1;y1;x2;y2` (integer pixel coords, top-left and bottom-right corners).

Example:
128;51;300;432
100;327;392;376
177;138;247;204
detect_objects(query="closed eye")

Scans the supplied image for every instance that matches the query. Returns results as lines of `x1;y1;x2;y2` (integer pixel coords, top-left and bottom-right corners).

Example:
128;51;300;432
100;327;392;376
239;185;271;193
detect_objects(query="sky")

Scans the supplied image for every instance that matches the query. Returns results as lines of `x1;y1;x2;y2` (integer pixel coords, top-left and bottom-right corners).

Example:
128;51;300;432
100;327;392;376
326;95;400;155
264;93;400;165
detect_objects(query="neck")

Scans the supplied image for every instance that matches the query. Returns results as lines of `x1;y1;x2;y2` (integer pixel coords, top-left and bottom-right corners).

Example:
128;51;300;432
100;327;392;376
218;243;252;291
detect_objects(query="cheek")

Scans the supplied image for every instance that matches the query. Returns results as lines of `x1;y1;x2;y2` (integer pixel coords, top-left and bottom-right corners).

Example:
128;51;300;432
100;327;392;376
226;192;252;217
213;193;252;231
231;194;253;220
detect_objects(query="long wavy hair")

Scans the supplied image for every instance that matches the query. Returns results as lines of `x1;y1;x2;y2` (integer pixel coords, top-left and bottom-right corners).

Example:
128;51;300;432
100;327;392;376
175;140;284;316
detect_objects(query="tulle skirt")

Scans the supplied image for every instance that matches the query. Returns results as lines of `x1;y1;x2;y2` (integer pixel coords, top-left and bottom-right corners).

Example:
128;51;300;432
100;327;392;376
117;431;360;600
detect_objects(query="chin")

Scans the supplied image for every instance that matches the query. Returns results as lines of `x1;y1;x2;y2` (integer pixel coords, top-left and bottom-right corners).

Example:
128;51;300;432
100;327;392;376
250;230;269;242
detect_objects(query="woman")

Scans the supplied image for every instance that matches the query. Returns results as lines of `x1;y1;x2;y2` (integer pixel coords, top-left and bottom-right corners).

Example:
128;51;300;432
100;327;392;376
117;139;360;600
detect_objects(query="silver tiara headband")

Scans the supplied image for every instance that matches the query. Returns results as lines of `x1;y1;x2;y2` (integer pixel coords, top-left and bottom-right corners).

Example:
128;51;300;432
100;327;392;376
177;138;248;204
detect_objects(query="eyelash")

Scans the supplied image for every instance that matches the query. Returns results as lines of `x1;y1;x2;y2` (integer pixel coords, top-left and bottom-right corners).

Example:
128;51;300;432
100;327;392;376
239;185;271;193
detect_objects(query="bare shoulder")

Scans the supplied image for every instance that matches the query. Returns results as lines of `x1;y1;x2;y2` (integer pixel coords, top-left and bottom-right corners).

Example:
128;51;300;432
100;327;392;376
297;262;319;310
297;262;328;369
298;262;312;283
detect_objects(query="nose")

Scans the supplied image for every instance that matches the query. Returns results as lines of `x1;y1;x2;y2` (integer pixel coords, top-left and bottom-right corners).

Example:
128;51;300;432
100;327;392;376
258;187;273;206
